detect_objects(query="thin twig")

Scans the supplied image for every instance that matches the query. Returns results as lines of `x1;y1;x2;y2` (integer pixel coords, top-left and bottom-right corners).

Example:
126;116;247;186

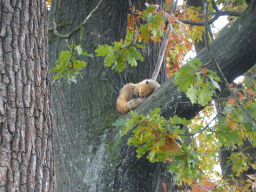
151;25;173;80
203;0;256;124
243;69;256;89
52;0;104;39
179;115;217;137
178;10;242;26
65;39;72;51
151;2;177;81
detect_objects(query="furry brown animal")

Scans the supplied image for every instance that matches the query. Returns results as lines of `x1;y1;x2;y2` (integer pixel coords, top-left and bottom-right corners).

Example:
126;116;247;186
116;79;160;113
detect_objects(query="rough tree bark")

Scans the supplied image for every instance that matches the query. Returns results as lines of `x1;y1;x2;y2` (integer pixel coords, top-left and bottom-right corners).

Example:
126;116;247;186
0;0;54;191
49;0;256;192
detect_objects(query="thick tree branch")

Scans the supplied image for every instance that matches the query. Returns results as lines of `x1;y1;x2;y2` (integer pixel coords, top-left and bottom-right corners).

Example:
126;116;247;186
132;4;256;120
203;0;256;124
50;0;104;39
211;0;220;13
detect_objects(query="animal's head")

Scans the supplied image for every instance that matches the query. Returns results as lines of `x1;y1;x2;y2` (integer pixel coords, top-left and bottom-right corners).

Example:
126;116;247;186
134;79;160;98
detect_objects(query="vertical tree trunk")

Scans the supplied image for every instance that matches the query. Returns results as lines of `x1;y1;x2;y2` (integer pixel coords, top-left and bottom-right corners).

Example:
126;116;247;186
49;0;171;191
0;0;54;191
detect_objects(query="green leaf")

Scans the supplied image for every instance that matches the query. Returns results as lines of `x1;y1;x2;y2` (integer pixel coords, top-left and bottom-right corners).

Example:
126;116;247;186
74;60;87;70
82;51;93;57
174;58;220;106
146;5;157;13
70;44;76;49
198;86;213;106
186;84;198;104
170;115;191;126
216;123;242;146
95;44;111;56
51;66;61;72
105;54;116;67
58;51;72;65
174;65;195;92
127;47;143;64
150;108;161;116
51;43;95;83
139;24;151;43
126;30;133;41
136;44;147;49
53;74;60;80
148;14;154;23
130;57;137;67
114;62;126;72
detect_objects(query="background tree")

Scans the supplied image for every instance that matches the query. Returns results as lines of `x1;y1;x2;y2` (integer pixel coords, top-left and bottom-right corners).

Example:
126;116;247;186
178;0;256;187
182;0;256;187
49;0;256;191
0;0;54;191
49;0;170;191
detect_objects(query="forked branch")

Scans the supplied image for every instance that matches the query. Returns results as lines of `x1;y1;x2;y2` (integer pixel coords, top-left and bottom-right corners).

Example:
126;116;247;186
51;0;104;39
179;10;241;26
203;0;256;124
151;0;178;80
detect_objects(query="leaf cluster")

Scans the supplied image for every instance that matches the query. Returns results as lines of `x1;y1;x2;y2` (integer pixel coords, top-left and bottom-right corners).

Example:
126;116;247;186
115;109;206;185
51;3;200;80
187;75;256;189
138;5;166;43
176;5;206;44
51;44;92;83
218;0;247;12
115;62;256;186
174;58;221;106
95;5;168;72
95;32;145;72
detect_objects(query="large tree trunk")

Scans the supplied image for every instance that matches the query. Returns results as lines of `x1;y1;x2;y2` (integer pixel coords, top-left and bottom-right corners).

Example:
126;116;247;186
49;0;256;191
49;0;170;191
0;0;54;191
